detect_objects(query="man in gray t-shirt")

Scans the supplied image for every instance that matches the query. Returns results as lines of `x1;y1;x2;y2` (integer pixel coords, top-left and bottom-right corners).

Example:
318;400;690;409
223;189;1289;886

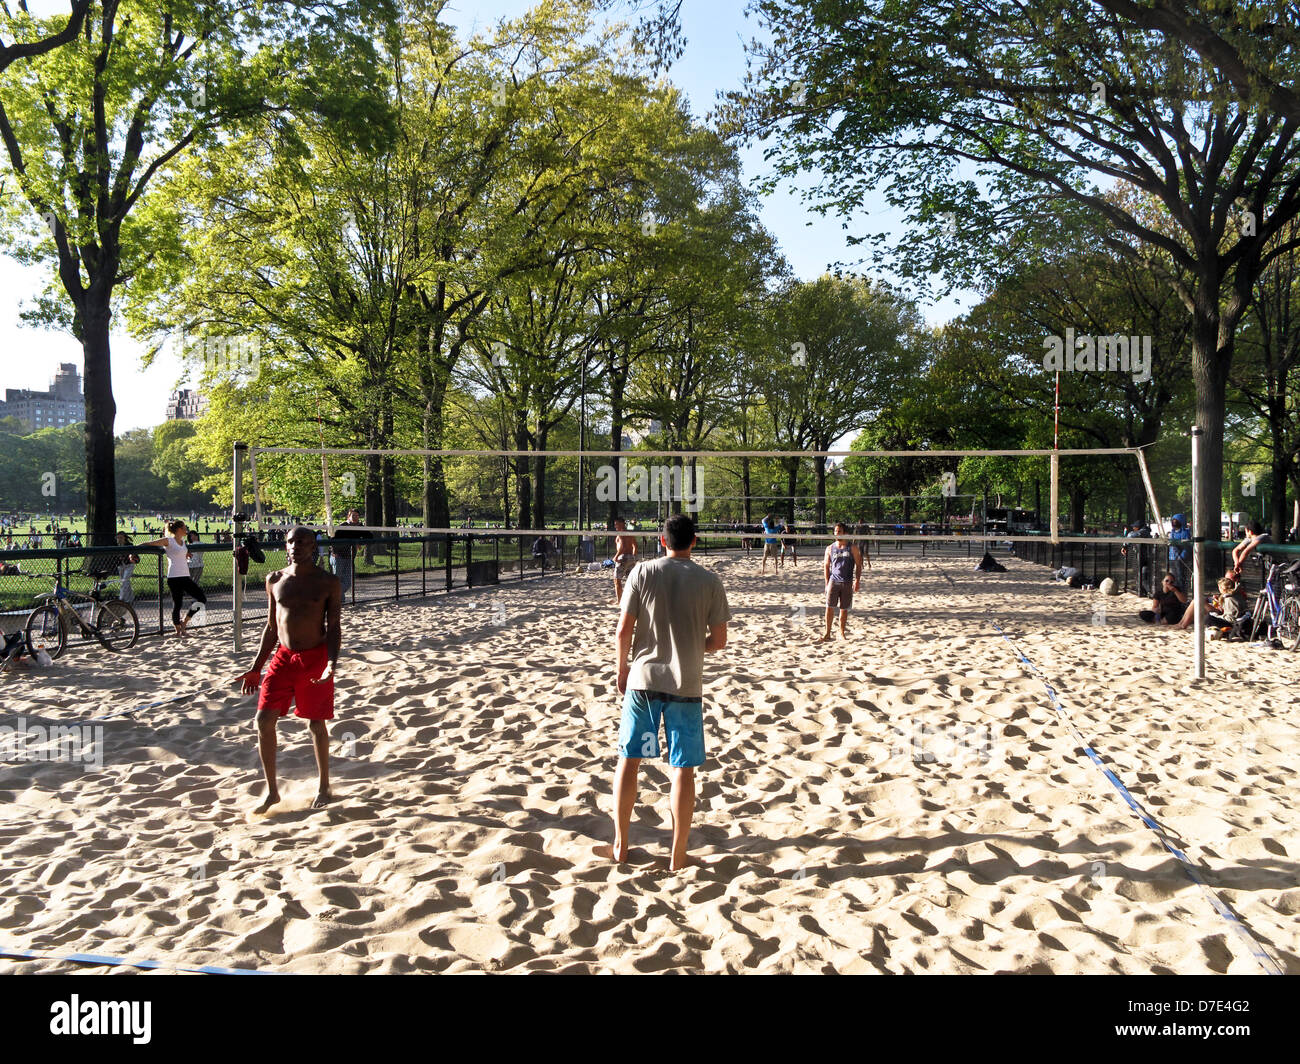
613;513;730;871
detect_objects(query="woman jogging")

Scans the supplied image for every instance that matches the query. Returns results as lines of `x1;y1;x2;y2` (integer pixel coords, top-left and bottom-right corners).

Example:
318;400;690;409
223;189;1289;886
144;519;208;637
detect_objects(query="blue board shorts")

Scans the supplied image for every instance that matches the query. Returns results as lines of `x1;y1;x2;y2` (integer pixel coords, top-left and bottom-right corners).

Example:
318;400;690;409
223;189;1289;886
618;689;705;767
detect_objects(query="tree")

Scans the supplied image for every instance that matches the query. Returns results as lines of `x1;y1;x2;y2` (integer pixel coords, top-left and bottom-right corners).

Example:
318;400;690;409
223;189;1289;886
0;0;393;542
1092;1;1300;125
1228;220;1300;537
763;274;920;526
727;0;1300;572
151;418;216;507
0;1;90;74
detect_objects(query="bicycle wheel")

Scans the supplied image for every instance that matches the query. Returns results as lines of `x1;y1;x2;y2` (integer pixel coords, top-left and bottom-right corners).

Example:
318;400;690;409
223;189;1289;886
94;599;139;652
24;604;66;659
1249;594;1269;643
1281;598;1300;652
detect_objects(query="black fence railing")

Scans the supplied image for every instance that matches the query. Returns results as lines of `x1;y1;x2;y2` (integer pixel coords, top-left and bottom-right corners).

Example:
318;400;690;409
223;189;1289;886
0;533;576;648
1009;538;1300;599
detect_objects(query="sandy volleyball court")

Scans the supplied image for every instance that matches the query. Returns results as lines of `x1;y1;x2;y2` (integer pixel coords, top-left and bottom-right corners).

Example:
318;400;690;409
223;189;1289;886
1;548;1296;974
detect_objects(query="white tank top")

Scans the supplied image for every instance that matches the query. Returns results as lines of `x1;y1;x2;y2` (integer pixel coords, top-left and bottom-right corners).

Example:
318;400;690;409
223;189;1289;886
164;536;190;579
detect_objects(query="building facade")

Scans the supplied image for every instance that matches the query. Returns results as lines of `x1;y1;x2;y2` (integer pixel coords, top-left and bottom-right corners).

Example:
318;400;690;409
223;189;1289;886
166;388;207;421
0;363;84;432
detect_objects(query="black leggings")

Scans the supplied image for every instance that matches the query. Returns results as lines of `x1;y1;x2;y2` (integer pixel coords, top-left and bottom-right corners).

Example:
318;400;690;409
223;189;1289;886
167;576;207;625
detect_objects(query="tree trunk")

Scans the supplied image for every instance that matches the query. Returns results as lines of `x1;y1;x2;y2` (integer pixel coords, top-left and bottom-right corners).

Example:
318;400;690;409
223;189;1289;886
421;391;451;532
514;419;531;531
365;436;382;528
1069;486;1086;532
82;298;116;545
532;428;548;532
741;457;752;524
1125;476;1147;526
382;402;396;529
607;420;623;530
814;454;827;527
1269;403;1289;540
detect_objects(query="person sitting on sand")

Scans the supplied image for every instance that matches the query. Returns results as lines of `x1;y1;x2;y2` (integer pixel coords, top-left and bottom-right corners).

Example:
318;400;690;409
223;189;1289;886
237;526;342;812
613;513;730;871
1139;572;1188;625
1176;574;1246;634
612;516;637;605
818;522;862;642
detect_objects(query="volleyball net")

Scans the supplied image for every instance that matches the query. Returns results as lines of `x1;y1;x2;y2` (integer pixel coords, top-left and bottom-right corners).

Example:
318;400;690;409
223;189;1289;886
236;444;1166;546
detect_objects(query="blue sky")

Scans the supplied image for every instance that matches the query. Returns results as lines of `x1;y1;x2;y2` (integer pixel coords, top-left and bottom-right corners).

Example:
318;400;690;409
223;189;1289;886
0;0;964;431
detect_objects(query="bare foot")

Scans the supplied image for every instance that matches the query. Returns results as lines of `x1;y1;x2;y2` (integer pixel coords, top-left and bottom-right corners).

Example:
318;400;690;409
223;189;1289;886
311;790;332;809
593;843;638;864
668;854;706;872
815;634;830;643
253;791;280;814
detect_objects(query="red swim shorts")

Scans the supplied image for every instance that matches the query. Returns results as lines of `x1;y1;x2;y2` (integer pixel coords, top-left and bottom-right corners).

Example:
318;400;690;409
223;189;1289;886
257;643;334;720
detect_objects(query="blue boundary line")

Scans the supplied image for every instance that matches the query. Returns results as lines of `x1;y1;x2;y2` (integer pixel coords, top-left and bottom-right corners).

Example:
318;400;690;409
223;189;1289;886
931;562;1284;975
0;945;275;975
88;693;190;723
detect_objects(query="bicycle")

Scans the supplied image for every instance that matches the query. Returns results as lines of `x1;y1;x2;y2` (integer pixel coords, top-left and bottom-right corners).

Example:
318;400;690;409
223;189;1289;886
1247;559;1300;648
23;572;139;660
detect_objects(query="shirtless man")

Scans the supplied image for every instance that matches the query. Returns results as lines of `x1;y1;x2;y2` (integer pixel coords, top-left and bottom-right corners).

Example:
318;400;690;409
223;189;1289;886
237;526;342;812
612;516;637;605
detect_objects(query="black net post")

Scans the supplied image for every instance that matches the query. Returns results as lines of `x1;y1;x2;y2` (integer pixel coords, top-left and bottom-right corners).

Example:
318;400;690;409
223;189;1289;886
155;550;165;634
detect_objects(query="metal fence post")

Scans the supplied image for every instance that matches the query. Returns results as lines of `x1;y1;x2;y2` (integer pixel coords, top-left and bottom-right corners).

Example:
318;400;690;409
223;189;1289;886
156;550;165;635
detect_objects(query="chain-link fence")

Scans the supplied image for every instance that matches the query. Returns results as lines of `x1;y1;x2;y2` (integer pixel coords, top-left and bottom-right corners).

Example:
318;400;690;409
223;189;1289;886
0;533;576;651
1010;537;1299;598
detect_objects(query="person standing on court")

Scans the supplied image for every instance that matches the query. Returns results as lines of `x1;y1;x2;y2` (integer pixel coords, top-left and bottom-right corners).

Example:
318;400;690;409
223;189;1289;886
611;516;637;605
818;522;863;642
142;519;207;638
331;508;370;598
759;513;783;576
114;531;140;604
1122;520;1152;597
613;513;730;871
1168;514;1191;590
854;516;872;573
237;526;342;812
